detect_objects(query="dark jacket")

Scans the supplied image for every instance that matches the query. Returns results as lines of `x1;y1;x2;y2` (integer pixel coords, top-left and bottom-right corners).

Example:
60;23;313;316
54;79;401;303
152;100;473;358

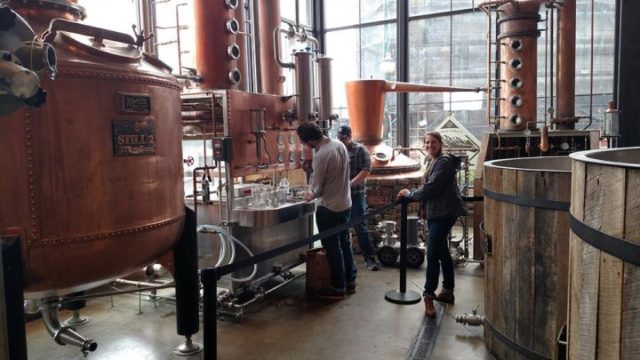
407;154;466;220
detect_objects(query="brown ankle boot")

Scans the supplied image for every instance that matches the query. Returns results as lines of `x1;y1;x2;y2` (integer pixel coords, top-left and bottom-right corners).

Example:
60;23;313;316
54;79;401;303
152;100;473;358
434;290;455;304
424;296;436;318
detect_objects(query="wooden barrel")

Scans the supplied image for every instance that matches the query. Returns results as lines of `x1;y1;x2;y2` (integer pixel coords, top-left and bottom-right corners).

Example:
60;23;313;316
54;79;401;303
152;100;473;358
568;147;640;360
484;157;572;360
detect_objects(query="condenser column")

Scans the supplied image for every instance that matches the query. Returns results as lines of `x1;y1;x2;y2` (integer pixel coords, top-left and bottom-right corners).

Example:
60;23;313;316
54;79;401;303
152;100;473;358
497;0;541;131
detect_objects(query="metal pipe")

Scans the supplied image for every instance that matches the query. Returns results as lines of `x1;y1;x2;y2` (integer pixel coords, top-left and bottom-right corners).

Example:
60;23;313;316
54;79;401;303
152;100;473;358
139;0;155;55
544;9;549;127
477;0;513;9
316;56;333;125
252;0;263;92
114;278;171;288
219;271;305;312
556;0;577;129
583;0;594;130
59;283;176;304
236;0;249;91
40;298;97;355
175;2;187;75
294;50;314;121
484;6;493;128
274;27;296;69
455;312;486;327
549;2;555;128
257;0;283;95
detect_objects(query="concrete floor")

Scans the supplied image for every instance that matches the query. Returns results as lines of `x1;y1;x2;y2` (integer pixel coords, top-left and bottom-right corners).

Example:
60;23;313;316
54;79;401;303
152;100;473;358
25;258;492;360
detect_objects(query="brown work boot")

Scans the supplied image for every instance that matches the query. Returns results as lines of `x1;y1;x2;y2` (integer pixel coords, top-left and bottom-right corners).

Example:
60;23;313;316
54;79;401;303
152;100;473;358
434;289;455;304
346;281;356;295
424;296;436;318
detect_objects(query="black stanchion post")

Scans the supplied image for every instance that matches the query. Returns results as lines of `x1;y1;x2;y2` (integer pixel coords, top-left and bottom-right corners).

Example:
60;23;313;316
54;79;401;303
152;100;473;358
385;202;422;304
202;268;218;360
1;235;28;360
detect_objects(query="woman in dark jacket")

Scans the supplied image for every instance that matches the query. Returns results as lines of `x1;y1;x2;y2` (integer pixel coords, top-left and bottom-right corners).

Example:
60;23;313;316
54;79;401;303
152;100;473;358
397;131;466;318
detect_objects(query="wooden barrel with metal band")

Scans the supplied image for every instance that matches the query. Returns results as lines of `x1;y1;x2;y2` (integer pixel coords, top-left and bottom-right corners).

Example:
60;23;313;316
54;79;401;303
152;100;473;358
567;147;640;360
484;157;571;360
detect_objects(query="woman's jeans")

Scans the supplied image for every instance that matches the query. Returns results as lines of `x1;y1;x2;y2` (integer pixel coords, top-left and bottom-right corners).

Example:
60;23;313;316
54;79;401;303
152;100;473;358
424;217;457;297
316;206;357;290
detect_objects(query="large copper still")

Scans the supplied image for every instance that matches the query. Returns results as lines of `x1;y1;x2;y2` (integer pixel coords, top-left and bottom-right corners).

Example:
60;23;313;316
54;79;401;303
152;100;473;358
345;79;480;174
1;0;184;297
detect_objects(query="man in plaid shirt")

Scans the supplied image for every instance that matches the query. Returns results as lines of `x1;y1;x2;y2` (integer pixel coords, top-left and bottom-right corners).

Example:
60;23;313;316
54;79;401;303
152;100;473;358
337;125;381;271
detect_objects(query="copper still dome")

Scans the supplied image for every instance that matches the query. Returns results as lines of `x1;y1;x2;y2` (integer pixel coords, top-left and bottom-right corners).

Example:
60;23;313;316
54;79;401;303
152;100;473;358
1;0;184;297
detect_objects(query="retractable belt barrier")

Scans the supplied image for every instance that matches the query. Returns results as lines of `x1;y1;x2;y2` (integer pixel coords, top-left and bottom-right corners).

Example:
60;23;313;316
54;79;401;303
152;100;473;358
205;200;399;279
201;199;402;359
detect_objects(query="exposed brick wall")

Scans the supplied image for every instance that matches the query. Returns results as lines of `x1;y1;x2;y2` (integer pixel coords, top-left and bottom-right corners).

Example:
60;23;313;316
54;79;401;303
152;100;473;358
351;173;425;251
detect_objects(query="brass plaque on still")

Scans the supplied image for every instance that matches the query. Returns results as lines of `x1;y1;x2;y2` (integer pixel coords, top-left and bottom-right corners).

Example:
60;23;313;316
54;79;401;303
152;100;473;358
112;119;156;156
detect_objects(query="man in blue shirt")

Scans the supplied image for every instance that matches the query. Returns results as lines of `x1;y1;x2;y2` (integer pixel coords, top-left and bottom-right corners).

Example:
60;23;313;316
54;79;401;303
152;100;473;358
337;125;381;271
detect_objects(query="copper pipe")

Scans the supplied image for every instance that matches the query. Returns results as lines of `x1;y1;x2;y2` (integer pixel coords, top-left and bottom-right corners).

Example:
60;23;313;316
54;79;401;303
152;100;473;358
236;0;249;91
257;0;282;95
555;0;576;129
345;79;481;145
583;0;594;131
540;125;549;152
477;0;513;10
484;7;493;128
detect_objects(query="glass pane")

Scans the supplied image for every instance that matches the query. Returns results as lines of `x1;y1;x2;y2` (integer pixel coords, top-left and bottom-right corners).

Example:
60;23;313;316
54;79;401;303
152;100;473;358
154;2;196;73
325;0;359;28
408;16;452;143
450;12;487;138
299;0;313;27
361;24;397;80
82;1;138;34
325;29;360;112
361;24;397;146
281;0;296;22
361;0;396;23
574;0;615;130
409;0;474;16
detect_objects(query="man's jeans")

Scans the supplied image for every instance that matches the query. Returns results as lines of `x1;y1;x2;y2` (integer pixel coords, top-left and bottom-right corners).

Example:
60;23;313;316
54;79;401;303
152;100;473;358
316;206;357;290
350;191;375;258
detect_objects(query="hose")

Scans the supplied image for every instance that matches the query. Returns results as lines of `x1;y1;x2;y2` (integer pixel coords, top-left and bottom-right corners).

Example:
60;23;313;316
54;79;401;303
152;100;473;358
197;225;258;282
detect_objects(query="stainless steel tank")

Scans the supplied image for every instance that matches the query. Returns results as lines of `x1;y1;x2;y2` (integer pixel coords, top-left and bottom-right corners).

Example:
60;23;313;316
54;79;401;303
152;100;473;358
2;0;184;297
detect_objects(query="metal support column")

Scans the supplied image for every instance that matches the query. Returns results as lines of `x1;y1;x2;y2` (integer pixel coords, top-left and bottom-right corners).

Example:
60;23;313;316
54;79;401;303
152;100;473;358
617;0;640;146
397;0;409;147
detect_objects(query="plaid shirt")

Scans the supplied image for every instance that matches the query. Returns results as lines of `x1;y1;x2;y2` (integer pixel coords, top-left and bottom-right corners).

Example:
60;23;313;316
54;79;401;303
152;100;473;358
347;141;371;194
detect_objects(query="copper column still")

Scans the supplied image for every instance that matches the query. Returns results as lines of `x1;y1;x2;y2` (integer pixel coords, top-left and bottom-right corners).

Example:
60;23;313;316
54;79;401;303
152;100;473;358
345;79;480;173
3;0;184;296
257;0;283;95
555;0;577;129
497;0;541;131
194;0;247;90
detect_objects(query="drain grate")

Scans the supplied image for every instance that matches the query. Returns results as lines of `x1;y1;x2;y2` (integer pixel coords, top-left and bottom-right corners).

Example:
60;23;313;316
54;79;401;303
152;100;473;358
406;303;444;360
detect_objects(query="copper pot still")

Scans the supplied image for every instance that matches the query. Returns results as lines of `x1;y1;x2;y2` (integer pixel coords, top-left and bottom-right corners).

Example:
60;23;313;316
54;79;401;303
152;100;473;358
345;79;480;174
1;0;184;298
